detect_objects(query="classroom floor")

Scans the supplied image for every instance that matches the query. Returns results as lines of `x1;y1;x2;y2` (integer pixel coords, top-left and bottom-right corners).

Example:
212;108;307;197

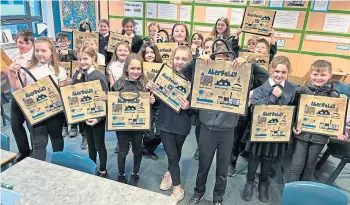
1;100;350;205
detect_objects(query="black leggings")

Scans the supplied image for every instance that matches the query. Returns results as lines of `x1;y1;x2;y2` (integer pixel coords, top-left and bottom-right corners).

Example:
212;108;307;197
160;131;187;186
247;154;273;183
29;114;64;160
84;120;107;171
117;131;143;174
11;100;31;154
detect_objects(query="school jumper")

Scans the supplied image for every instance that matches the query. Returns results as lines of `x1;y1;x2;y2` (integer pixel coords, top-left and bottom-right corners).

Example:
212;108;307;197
131;35;143;54
288;82;340;182
111;78;145;178
242;78;297;201
9;48;33;160
25;63;67;160
72;66;109;172
99;32;113;65
158;98;192;187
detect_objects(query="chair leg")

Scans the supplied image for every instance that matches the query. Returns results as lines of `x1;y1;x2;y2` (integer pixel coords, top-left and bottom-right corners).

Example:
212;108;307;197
236;162;248;175
326;158;348;185
315;148;331;170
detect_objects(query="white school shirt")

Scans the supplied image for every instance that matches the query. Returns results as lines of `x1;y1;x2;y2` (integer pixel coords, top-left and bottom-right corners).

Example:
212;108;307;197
26;63;67;86
107;61;124;81
97;53;105;66
12;48;34;68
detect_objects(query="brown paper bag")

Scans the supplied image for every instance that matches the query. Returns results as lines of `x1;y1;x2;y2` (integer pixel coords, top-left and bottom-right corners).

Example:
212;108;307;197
60;80;106;124
153;64;191;113
190;59;252;115
143;62;163;81
72;30;99;50
239;52;270;69
59;61;72;81
250;105;295;142
241;7;276;36
12;68;64;126
297;95;348;137
155;43;178;66
107;92;151;131
107;32;132;53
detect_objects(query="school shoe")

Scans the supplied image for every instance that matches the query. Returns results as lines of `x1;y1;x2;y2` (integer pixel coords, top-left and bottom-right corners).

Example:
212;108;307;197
227;163;237;177
241;181;254;201
170;188;184;202
258;181;269;202
69;127;78;138
62;126;68;137
118;174;127;184
185;194;204;205
15;150;32;162
129;173;140;186
160;171;172;191
98;170;109;178
114;144;119;153
213;201;223;205
80;136;88;150
193;149;199;160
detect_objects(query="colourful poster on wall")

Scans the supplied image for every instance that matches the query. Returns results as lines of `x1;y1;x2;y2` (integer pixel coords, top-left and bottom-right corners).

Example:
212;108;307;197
297;95;348;137
251;105;295;142
60;0;99;31
190;59;252;115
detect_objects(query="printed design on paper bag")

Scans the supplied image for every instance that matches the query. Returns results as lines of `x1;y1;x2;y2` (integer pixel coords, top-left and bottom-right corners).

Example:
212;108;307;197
107;32;132;53
191;59;251;115
155;43;178;66
242;8;276;36
239;52;270;69
72;31;99;51
251;105;295;142
143;62;163;82
61;80;106;124
13;77;63;125
107;92;151;131
153;65;191;113
297;95;348;137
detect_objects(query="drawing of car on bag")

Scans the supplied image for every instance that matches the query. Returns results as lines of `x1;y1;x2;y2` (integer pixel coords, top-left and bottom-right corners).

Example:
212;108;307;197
162;54;170;58
45;100;62;112
81;96;92;103
36;94;48;102
87;103;104;114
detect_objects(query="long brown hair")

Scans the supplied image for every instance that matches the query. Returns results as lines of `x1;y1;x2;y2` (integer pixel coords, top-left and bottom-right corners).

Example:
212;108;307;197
170;23;190;44
119;53;148;90
107;41;131;68
77;45;98;68
171;45;192;71
139;41;162;63
211;17;231;38
28;37;60;76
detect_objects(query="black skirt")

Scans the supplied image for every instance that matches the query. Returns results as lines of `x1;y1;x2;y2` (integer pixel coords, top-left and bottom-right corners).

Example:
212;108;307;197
245;141;289;157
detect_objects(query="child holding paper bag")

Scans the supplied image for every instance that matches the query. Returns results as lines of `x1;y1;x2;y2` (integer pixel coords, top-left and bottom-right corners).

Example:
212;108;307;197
288;60;349;182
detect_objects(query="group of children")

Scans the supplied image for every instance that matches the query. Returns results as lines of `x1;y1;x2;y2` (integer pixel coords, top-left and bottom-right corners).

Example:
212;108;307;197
5;16;349;205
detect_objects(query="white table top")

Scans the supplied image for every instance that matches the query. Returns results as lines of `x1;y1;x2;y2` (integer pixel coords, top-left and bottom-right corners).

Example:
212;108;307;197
0;157;177;205
0;149;16;165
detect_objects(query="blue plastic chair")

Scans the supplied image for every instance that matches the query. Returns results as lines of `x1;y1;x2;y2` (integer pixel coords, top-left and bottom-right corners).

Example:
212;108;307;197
1;132;10;151
281;181;348;205
51;152;98;175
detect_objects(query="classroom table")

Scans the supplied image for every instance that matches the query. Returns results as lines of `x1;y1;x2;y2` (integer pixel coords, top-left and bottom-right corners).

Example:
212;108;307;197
0;157;177;205
1;149;16;167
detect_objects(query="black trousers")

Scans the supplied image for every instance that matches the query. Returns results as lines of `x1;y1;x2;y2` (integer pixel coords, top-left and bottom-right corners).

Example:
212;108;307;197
84;120;107;171
194;125;235;202
288;138;325;182
29;114;64;160
143;136;161;153
246;154;273;183
11;100;31;154
230;116;249;167
143;104;161;153
71;122;85;135
195;124;201;144
160;131;187;186
116;131;143;174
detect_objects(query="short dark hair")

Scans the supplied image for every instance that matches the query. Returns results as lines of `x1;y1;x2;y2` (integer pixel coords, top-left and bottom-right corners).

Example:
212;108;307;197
15;29;34;43
55;32;70;42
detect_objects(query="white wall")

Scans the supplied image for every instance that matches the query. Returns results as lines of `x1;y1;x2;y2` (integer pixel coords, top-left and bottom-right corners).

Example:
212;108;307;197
41;0;55;38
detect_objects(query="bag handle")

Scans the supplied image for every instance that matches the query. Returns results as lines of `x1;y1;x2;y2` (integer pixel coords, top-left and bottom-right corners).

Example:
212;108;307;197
210;38;237;60
17;67;38;88
157;29;169;43
118;91;140;101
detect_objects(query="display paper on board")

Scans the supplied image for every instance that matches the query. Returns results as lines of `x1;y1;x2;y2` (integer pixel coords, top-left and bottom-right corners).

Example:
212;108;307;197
155;43;178;66
297;95;348;137
143;62;163;82
107;32;132;53
153;64;191;113
190;59;252;115
251;105;295;142
241;7;276;36
107;92;151;131
61;80;106;124
12;76;64;126
239;52;270;69
72;30;99;50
